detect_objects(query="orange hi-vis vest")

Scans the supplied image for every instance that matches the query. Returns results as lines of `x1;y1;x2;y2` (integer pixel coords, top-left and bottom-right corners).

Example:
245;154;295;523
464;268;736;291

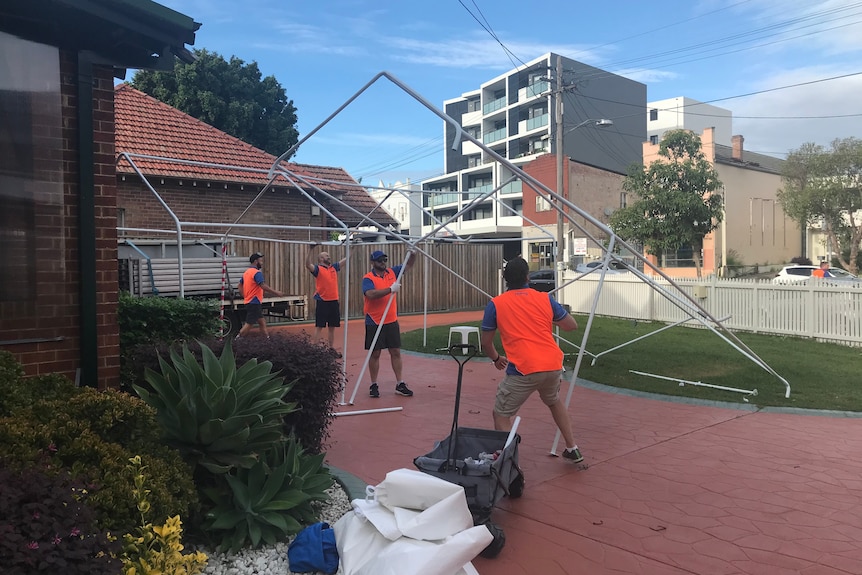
314;264;339;301
492;289;563;375
241;267;264;304
363;268;398;325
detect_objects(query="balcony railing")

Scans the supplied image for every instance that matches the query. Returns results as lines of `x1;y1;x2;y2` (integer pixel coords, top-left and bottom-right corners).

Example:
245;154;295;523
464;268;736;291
500;181;522;195
466;185;493;198
482;96;506;115
430;193;459;206
525;81;548;98
526;114;548;131
483;127;506;144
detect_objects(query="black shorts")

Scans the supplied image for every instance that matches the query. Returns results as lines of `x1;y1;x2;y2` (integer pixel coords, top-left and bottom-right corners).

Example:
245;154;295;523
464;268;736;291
365;321;401;350
244;303;263;324
315;299;341;328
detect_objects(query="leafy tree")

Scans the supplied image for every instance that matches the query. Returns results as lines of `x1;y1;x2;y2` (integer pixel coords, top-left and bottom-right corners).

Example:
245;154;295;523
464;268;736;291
610;130;723;278
131;49;299;157
777;138;862;274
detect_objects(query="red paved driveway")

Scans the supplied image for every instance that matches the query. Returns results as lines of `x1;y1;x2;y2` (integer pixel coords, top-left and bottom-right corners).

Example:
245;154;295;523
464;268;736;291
277;312;862;575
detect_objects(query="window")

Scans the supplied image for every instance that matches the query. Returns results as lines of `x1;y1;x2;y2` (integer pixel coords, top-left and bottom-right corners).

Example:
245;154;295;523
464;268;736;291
536;196;552;212
528;105;546;119
529;242;554;269
0;32;63;312
649;108;658;121
467;154;481;168
649;135;658;145
467;97;481;112
619;192;627;209
466;126;480;139
661;246;696;268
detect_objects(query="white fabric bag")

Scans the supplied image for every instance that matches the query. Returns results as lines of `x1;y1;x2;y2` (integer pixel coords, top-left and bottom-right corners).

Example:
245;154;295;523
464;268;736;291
333;468;492;575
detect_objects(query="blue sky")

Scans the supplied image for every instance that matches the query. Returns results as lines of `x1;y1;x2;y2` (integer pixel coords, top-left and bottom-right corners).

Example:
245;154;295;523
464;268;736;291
151;0;862;186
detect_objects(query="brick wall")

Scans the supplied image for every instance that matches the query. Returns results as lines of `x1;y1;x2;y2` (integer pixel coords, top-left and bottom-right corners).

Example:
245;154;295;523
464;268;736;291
522;154;626;231
3;51;120;388
118;179;319;241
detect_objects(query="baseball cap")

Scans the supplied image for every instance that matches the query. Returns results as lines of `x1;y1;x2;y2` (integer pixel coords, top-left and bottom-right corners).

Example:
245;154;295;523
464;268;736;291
249;252;264;263
370;250;388;261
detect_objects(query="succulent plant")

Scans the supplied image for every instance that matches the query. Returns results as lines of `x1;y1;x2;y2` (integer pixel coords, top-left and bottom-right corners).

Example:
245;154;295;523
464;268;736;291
202;437;334;552
135;341;297;474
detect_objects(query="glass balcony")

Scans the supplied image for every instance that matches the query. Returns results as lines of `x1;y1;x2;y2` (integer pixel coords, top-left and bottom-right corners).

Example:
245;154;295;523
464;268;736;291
482;96;506;115
483;127;506;144
431;193;459;206
526;114;548;131
525;81;548;98
500;181;522;195
465;184;493;198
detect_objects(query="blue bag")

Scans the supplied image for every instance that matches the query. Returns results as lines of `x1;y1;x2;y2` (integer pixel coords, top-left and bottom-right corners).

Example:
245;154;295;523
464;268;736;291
287;522;339;574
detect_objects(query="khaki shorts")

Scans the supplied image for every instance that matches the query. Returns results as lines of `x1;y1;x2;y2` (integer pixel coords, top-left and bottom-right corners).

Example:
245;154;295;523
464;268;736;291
494;370;562;417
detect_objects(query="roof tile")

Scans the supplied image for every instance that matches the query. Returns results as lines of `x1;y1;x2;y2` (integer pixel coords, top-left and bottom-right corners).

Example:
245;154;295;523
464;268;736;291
114;84;395;226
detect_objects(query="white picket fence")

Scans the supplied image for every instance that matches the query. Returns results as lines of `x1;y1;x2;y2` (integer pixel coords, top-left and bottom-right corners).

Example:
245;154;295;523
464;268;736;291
560;274;862;347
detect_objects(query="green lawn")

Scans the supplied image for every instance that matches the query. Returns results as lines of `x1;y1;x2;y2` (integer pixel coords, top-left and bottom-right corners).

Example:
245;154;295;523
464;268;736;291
400;316;862;411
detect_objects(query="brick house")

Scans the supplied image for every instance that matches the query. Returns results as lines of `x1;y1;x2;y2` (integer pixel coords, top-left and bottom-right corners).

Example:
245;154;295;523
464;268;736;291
114;84;395;248
0;0;199;389
520;154;627;270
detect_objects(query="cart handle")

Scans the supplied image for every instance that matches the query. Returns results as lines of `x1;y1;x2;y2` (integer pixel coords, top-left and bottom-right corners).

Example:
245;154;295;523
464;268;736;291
435;343;478;365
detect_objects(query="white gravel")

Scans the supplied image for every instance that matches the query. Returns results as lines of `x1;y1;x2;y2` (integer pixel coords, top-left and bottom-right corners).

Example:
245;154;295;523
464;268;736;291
200;483;353;575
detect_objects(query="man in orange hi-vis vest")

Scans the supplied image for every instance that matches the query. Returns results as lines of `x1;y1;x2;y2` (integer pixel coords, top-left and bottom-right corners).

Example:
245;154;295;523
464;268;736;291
237;252;284;339
305;242;347;349
812;261;832;278
362;249;416;398
480;256;585;464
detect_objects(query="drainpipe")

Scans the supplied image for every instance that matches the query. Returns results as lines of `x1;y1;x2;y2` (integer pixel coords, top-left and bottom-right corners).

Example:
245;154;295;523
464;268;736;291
77;52;98;387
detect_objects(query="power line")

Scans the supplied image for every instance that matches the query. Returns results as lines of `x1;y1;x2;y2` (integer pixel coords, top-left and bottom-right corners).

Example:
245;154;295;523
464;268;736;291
578;70;862;121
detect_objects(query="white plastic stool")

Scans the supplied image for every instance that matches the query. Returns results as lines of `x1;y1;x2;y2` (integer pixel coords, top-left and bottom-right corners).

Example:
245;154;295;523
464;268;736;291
447;326;481;354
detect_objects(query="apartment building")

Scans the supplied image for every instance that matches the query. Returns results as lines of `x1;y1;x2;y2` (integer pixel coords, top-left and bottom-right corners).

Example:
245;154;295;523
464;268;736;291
420;52;646;257
647;96;732;146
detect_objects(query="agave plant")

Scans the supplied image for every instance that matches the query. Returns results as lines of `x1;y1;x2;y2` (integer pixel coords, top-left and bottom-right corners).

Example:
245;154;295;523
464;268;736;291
135;341;297;474
202;437;334;552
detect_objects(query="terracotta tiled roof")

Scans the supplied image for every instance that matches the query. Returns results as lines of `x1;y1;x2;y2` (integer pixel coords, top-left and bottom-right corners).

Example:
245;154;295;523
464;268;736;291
114;84;395;226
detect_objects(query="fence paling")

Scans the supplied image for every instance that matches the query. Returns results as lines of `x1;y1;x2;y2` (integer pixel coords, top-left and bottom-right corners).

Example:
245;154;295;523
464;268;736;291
561;276;862;347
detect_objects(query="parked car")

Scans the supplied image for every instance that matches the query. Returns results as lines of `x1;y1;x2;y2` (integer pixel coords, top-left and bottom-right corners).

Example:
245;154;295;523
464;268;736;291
772;265;860;284
575;260;629;275
528;269;555;292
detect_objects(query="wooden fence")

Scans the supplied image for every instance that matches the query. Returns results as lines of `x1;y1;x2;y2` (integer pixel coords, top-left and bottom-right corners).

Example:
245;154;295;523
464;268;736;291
561;274;862;347
234;241;503;319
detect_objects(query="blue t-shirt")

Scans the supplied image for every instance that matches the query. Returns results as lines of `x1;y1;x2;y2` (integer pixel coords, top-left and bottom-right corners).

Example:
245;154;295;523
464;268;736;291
481;286;568;375
362;265;403;325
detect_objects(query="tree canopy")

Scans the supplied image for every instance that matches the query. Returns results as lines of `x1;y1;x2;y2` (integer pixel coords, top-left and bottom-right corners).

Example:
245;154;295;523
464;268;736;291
609;129;724;278
131;49;299;158
778;137;862;274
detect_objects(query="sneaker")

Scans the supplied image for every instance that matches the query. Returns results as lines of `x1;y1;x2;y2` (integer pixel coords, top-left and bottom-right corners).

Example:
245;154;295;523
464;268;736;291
395;382;414;397
562;447;584;463
369;383;380;398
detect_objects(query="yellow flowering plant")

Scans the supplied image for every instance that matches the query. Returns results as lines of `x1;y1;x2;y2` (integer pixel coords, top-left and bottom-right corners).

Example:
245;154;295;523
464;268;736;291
121;456;207;575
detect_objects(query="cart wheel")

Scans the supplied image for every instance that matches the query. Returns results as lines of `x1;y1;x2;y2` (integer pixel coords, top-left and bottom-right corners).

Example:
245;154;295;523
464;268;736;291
508;472;525;498
479;522;506;558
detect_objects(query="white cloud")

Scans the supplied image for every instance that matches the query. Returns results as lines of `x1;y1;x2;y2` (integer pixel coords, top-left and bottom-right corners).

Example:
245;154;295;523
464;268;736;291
384;36;608;70
732;66;862;156
614;68;679;84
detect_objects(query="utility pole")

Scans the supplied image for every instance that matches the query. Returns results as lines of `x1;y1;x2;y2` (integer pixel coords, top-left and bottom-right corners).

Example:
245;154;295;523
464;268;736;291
553;55;567;311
